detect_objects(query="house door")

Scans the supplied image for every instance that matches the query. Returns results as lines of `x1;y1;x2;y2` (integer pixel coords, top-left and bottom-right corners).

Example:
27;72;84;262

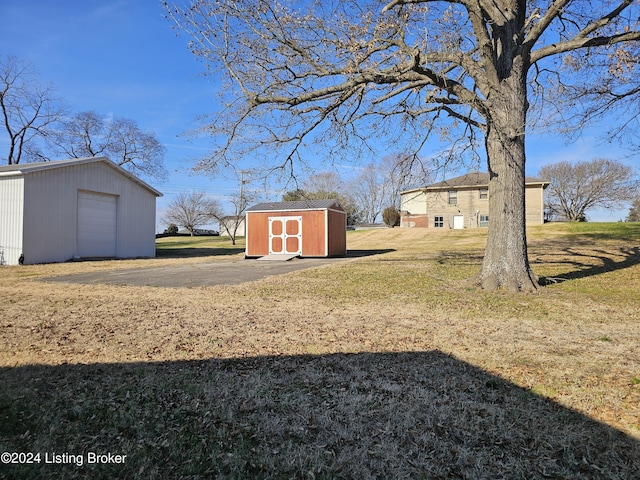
269;217;302;255
453;215;464;229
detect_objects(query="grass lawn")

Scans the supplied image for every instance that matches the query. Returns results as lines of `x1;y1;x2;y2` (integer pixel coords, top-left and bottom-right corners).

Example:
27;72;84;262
1;223;639;479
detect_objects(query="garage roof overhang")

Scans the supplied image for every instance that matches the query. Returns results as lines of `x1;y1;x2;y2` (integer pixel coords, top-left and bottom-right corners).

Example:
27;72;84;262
0;157;163;197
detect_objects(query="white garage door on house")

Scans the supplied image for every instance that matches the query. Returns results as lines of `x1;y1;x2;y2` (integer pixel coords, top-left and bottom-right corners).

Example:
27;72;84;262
77;190;117;258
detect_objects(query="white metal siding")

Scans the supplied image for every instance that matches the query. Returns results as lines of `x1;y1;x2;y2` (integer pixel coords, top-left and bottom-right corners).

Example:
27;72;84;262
0;176;24;265
21;160;157;263
77;191;118;257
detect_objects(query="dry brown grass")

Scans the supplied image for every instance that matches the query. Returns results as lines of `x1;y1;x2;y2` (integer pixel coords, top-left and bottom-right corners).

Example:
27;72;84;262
1;224;639;479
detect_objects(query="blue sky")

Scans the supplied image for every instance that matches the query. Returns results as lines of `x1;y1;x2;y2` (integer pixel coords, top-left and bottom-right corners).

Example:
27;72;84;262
1;0;636;227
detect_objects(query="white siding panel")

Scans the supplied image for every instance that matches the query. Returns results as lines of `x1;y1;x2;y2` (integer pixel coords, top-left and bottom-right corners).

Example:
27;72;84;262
22;165;79;263
401;190;427;214
77;191;118;257
0;176;24;265
22;160;157;263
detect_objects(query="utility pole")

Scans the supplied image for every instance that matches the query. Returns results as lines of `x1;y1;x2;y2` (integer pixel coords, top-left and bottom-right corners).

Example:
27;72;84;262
239;170;250;203
238;170;251;238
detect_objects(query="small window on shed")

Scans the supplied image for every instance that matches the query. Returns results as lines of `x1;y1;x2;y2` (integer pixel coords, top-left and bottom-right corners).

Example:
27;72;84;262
434;216;444;228
479;189;488;199
448;190;457;205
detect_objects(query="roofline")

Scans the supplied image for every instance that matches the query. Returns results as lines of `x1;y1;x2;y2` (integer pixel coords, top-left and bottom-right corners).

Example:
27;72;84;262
247;207;346;215
0;157;163;196
399;187;427;195
401;179;550;195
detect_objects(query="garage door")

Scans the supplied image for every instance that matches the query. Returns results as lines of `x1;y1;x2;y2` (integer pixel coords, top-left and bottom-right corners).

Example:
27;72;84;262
77;191;117;258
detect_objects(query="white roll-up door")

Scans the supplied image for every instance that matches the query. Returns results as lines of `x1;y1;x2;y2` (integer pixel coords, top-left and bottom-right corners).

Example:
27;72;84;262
77;191;117;258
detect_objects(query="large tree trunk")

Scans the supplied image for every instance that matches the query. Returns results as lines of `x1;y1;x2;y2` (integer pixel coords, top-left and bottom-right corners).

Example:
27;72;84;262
475;20;538;292
477;126;538;292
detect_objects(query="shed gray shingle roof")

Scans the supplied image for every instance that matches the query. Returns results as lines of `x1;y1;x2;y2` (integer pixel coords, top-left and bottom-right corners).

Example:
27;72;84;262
247;199;343;212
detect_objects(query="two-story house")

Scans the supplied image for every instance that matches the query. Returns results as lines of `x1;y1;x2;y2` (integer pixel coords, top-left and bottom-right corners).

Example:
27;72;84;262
400;172;549;229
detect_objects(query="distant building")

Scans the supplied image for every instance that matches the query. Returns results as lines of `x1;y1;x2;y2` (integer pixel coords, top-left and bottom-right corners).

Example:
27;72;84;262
218;215;246;238
0;157;162;265
400;172;548;229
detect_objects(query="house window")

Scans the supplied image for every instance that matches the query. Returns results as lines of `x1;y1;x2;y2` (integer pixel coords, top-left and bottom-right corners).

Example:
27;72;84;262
434;216;444;228
479;189;488;199
448;190;457;205
479;215;489;227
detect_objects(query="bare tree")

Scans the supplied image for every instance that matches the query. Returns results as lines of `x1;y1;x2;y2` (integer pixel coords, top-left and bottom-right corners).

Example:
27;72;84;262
293;171;360;224
163;192;220;236
210;191;253;246
165;1;640;291
47;110;167;180
351;153;431;223
379;153;424;207
350;163;386;223
540;159;637;222
627;197;640;222
298;171;342;198
0;55;65;164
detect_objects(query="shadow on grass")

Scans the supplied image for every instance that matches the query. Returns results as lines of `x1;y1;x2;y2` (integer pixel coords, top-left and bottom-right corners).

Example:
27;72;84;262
536;242;640;285
1;352;638;479
345;248;395;258
434;238;640;287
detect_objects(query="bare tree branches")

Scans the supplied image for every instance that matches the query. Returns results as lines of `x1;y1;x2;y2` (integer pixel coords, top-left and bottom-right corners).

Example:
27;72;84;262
626;196;640;221
209;189;254;245
0;55;65;164
166;1;640;176
1;56;168;177
162;192;221;236
349;152;429;222
164;0;491;175
539;158;638;221
47;111;168;181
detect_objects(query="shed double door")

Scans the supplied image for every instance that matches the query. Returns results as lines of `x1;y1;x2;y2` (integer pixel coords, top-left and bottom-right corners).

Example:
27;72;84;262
269;216;302;255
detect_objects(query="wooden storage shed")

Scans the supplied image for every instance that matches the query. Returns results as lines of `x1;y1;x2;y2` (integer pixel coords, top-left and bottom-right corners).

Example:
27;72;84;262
0;156;162;265
245;199;347;258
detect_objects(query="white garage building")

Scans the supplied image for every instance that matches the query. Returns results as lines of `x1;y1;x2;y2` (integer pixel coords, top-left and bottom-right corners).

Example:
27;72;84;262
0;157;162;265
